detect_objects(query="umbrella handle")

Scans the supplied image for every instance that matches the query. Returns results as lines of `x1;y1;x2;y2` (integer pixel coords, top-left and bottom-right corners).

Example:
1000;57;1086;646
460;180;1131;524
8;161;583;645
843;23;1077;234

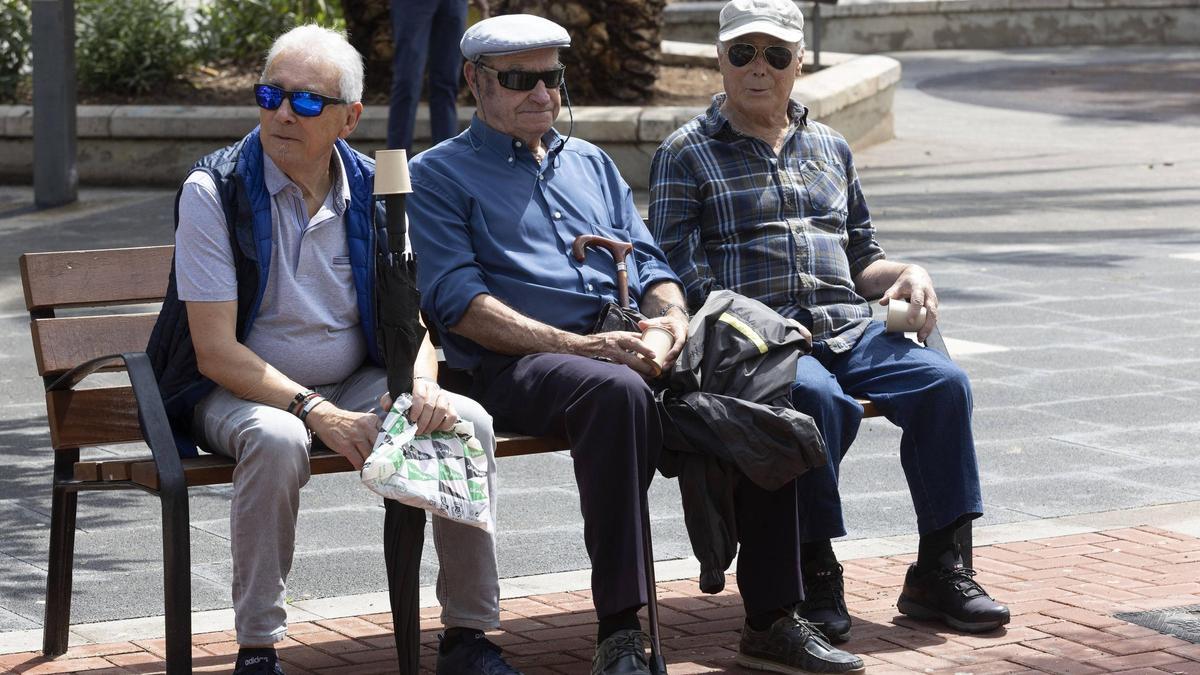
572;235;634;309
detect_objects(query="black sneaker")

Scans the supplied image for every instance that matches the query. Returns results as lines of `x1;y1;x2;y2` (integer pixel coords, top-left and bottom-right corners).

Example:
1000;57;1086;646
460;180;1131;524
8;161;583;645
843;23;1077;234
736;613;865;674
796;562;851;644
897;553;1010;633
436;631;522;674
591;629;650;675
232;648;285;675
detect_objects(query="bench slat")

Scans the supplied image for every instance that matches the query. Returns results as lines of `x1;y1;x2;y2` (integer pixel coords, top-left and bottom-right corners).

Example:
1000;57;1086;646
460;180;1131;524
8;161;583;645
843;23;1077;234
20;246;172;312
48;387;142;450
31;314;159;376
72;433;570;490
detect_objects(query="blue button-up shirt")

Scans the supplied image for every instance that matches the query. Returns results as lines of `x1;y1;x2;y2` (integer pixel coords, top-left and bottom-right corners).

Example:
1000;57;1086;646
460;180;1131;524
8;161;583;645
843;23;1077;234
408;115;680;370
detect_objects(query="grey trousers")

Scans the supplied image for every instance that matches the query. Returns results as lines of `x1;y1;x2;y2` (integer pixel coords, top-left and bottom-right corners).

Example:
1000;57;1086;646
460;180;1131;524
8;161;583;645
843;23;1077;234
193;364;501;645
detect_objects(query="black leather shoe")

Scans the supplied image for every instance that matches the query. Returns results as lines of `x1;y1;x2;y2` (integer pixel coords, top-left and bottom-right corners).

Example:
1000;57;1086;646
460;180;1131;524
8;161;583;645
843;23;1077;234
736;614;865;674
897;554;1011;633
796;562;851;643
591;629;650;674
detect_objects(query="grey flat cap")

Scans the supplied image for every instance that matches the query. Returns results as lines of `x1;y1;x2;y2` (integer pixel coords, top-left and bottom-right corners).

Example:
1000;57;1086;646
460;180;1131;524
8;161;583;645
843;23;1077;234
460;14;571;61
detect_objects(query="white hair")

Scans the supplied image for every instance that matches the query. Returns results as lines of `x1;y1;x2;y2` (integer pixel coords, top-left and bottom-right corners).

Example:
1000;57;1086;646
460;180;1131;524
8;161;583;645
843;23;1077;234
262;24;364;102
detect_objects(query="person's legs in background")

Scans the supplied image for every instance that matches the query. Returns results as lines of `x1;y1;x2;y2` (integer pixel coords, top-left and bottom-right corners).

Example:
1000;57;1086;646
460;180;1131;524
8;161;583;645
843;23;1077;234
426;0;467;145
387;0;436;151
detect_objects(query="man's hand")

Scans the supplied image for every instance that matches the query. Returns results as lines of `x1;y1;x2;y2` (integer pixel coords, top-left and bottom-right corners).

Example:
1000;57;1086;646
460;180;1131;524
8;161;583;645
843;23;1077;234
788;319;813;353
408;377;458;435
639;314;689;374
878;264;939;343
582;330;660;378
306;402;381;470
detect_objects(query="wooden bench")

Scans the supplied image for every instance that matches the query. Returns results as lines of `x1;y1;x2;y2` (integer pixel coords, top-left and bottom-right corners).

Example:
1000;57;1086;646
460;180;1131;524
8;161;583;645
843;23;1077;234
20;244;966;673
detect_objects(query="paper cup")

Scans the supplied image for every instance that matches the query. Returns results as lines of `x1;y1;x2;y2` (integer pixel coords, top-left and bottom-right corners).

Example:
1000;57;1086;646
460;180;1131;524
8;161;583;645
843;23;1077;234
641;325;675;377
885;299;928;333
374;149;412;195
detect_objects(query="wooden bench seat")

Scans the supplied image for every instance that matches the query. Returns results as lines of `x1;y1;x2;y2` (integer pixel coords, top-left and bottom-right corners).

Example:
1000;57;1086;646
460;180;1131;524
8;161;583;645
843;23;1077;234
22;243;949;675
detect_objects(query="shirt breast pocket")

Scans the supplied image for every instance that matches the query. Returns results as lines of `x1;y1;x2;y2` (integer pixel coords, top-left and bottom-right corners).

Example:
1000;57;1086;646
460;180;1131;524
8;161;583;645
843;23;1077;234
799;160;848;215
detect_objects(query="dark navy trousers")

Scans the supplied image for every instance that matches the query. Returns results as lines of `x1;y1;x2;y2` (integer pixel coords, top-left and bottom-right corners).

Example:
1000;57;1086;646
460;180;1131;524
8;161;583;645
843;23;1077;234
387;0;466;152
475;352;805;618
790;321;983;542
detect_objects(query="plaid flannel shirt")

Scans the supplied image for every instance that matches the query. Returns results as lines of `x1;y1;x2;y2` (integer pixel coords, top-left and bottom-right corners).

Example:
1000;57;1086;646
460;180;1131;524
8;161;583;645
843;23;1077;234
649;95;886;352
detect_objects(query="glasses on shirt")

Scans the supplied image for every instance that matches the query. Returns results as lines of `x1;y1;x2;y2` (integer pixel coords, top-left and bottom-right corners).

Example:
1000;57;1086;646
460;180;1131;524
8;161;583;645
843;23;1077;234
254;83;347;117
476;63;566;91
726;43;795;70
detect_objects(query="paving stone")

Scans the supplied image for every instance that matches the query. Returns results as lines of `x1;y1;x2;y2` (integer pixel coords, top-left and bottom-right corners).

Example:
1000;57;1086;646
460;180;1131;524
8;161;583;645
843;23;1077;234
984;474;1198;519
974;437;1143;482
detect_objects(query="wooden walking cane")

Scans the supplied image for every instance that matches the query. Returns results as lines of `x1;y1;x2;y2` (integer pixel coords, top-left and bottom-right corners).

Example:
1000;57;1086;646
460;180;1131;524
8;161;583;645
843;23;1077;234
573;235;634;309
572;234;669;674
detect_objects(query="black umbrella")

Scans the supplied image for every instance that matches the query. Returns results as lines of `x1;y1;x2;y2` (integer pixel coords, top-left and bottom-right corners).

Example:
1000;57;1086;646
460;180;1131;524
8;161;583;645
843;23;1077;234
373;149;428;674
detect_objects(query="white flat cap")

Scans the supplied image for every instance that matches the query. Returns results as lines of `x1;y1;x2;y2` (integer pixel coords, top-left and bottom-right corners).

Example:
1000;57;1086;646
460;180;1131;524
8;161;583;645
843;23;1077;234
460;14;572;61
719;0;805;43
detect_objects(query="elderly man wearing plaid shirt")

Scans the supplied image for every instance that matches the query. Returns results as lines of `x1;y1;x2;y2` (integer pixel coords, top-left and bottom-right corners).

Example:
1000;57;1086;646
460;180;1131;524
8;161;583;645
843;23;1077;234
649;0;1010;657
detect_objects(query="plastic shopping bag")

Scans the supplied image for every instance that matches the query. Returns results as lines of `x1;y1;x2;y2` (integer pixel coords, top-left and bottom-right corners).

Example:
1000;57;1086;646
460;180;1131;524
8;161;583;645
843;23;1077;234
360;394;492;532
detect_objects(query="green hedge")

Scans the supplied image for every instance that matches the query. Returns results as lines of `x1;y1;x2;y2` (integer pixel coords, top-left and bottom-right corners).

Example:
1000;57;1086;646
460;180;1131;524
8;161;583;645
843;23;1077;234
76;0;195;95
197;0;345;66
0;0;30;103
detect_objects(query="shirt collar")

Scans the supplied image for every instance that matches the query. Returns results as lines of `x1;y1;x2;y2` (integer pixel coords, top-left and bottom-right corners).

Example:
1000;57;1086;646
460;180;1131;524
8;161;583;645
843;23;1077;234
702;93;809;137
468;114;564;164
262;148;351;215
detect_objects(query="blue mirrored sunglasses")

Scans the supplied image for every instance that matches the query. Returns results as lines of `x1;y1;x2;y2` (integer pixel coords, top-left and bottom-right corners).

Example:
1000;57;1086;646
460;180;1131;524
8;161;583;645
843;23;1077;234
254;83;347;117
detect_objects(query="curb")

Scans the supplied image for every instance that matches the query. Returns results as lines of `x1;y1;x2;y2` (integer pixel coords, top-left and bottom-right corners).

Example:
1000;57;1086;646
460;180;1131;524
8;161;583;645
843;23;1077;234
0;47;898;189
666;0;1200;52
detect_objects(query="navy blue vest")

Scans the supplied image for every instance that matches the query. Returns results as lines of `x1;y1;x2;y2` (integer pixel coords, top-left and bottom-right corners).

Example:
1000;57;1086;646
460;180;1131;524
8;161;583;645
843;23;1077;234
147;128;385;456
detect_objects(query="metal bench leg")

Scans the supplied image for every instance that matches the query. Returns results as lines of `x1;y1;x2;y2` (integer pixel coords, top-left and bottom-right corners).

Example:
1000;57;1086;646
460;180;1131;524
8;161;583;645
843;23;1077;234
385;499;426;674
640;490;667;674
160;480;192;674
42;463;78;657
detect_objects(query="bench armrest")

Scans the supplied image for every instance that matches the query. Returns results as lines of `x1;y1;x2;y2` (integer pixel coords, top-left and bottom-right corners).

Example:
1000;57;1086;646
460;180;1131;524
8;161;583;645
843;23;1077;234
47;351;186;496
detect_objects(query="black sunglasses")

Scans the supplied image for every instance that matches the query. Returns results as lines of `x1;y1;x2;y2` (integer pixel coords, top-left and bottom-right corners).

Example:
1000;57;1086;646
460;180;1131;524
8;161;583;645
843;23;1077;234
476;63;566;91
726;43;795;70
254;83;347;117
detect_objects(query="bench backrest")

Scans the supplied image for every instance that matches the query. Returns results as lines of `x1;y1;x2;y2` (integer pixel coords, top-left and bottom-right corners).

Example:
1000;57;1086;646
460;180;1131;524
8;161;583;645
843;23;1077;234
20;246;174;451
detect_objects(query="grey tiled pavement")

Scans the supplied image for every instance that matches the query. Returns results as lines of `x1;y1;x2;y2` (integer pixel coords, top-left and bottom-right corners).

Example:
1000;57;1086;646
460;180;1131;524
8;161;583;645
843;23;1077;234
0;45;1198;629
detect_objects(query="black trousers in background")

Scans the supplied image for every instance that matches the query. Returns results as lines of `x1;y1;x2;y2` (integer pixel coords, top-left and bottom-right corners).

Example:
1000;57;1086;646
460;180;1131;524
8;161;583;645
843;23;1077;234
476;351;805;619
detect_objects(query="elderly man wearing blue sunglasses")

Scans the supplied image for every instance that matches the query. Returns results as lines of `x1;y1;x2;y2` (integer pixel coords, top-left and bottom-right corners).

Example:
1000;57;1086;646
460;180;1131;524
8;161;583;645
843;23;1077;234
149;24;517;675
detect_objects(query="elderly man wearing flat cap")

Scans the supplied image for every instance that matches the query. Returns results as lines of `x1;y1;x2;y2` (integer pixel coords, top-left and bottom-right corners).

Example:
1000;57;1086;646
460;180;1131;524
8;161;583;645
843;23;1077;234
649;0;1011;662
407;13;696;675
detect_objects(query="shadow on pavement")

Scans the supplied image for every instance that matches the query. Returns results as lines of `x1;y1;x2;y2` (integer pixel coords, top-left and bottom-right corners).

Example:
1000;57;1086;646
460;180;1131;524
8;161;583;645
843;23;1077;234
917;59;1200;125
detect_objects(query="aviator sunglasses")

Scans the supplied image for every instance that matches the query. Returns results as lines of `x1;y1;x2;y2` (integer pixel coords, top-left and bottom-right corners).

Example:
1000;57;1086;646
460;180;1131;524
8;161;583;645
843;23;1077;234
476;63;566;91
726;43;795;70
254;83;347;117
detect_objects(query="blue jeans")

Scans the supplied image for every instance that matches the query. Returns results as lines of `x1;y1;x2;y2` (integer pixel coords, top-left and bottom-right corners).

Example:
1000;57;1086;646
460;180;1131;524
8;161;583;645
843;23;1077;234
790;321;983;541
388;0;467;152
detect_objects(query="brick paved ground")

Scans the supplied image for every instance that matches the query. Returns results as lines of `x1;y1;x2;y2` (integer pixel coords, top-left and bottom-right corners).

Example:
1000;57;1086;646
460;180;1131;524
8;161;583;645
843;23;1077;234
2;526;1199;674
